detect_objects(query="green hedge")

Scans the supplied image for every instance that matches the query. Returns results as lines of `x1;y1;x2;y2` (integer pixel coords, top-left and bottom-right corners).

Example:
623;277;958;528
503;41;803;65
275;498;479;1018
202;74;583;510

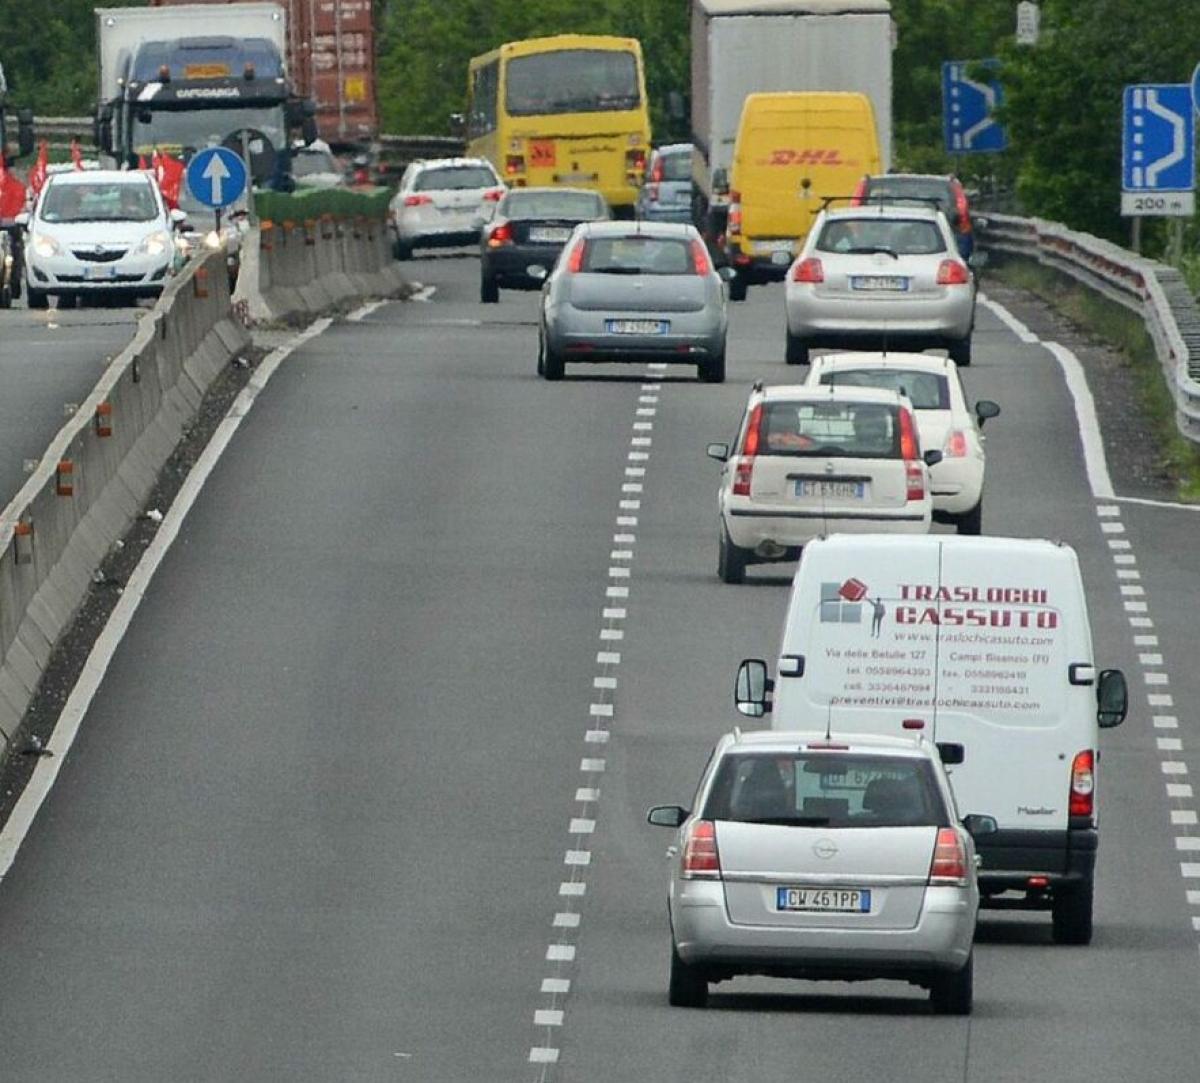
253;186;391;223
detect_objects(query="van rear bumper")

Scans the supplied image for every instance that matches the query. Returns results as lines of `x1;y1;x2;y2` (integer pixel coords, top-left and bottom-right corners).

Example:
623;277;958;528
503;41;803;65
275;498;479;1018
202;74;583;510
976;827;1097;905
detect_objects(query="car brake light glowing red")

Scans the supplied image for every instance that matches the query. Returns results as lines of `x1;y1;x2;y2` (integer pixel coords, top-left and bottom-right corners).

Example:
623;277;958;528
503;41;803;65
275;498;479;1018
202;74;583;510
691;239;712;276
483;188;504;202
681;819;722;878
487;222;514;247
937;259;971;285
929;828;968;884
850;176;868;205
566;239;587;273
905;462;924;501
792;257;824;283
899;408;920;461
651;157;665;183
943;429;969;457
403;194;432;207
1070;750;1095;817
733;402;763;496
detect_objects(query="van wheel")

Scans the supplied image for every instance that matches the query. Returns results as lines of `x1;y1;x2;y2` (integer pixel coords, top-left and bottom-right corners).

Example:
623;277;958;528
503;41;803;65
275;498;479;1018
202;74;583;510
480;275;499;304
728;274;747;302
1052;877;1094;945
929;952;973;1015
949;335;972;366
785;331;810;366
957;498;983;535
668;943;708;1008
718;527;748;584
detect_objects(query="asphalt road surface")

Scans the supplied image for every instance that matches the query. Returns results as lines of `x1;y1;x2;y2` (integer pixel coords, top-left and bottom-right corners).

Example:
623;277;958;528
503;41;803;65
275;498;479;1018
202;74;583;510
0;252;1197;1082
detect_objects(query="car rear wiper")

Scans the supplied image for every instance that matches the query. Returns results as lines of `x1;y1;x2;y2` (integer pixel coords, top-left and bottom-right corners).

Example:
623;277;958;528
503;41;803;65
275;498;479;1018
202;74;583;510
590;266;645;275
845;246;900;260
739;816;831;826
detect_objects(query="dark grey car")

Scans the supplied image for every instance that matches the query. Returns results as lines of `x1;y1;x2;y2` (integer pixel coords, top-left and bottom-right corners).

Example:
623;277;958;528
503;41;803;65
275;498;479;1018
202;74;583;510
636;143;694;223
538;220;730;383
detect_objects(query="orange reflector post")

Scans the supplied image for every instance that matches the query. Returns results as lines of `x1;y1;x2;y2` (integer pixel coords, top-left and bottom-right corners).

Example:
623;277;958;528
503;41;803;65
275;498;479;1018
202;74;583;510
95;401;113;437
193;266;209;299
260;220;275;251
56;460;75;496
13;518;33;564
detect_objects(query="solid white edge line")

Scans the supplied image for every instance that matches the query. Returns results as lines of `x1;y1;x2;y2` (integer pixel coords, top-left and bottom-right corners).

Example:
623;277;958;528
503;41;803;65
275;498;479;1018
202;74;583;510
346;299;387;322
1042;341;1116;500
977;292;1039;344
0;318;334;882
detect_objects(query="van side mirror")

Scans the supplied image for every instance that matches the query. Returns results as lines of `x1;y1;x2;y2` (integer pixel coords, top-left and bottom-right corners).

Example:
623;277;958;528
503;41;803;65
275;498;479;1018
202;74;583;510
735;658;773;718
706;442;729;462
962;814;998;837
1096;668;1128;728
975;399;1000;427
718;266;737;282
712;167;729;195
937;742;965;765
647;805;688;828
924;449;943;467
17;107;34;158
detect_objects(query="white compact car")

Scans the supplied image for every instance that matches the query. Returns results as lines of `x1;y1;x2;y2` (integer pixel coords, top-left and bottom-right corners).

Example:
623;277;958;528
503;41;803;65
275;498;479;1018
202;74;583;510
388;157;505;260
22;170;182;309
706;382;942;582
806;352;1000;533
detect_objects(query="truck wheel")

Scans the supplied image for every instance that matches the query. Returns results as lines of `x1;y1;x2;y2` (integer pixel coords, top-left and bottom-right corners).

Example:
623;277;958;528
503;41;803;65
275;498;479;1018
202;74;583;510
930;952;973;1015
26;287;48;310
956;498;983;535
728;273;747;302
668;943;708;1008
785;331;810;366
718;527;748;584
1051;878;1094;945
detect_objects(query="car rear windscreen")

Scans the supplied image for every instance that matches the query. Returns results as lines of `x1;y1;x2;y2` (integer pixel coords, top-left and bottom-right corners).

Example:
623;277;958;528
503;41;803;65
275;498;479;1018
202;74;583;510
659;151;692;181
414;166;497;192
504;191;604;219
817;218;946;256
582;235;695;275
820;369;950;410
761;400;901;457
704;753;946;828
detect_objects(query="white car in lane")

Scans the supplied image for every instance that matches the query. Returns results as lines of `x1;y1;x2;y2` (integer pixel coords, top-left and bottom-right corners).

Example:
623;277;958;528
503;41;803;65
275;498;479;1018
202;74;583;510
806;352;999;534
706;382;942;583
388;156;505;260
21;170;183;309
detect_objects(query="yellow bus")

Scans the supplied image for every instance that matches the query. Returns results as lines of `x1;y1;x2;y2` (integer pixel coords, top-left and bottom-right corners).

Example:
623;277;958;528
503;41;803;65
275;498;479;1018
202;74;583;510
465;34;651;215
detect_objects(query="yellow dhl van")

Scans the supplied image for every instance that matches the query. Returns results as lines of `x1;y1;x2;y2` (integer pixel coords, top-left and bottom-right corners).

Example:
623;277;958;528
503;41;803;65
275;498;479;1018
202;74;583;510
725;92;882;300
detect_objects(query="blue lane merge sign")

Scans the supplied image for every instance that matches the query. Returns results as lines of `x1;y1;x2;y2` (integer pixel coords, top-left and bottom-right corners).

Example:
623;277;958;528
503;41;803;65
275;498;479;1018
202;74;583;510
184;146;248;209
1121;84;1195;217
942;60;1007;154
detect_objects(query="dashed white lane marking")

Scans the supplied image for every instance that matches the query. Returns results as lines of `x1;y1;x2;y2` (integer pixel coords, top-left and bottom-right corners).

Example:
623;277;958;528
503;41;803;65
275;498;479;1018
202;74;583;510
0;317;335;881
981;300;1197;946
346;299;388;322
409;284;437;303
531;375;658;1074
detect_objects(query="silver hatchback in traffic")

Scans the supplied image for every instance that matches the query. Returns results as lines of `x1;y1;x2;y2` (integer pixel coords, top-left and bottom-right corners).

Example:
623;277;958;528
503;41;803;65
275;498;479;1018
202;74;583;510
648;731;988;1013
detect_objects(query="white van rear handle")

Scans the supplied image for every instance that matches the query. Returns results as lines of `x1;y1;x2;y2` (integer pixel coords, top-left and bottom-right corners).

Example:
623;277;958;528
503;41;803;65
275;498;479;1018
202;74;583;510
1068;663;1096;686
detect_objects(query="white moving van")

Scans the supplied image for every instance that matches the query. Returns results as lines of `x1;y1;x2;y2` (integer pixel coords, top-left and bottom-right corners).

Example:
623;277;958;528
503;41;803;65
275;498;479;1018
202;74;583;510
734;535;1128;944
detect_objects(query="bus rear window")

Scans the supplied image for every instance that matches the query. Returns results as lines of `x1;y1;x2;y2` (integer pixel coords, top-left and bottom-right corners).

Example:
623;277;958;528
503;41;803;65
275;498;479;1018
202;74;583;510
505;50;640;116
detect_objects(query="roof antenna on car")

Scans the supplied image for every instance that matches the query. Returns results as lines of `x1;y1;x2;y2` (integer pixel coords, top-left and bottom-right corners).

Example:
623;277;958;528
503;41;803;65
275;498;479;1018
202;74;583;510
824;702;833;741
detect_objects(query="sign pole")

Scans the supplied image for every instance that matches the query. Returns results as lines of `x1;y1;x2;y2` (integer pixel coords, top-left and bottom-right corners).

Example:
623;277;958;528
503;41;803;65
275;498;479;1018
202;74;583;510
1130;217;1141;255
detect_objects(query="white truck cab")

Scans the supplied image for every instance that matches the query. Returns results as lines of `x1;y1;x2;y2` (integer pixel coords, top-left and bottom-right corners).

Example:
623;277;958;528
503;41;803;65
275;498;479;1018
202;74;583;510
735;534;1128;944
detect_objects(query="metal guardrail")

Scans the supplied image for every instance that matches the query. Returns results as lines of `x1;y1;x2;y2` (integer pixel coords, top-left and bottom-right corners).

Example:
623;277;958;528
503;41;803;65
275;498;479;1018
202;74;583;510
979;212;1200;444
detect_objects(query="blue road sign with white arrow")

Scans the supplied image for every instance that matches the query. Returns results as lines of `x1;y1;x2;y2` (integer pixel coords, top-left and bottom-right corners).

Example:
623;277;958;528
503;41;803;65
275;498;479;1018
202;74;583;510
1121;84;1195;217
185;146;248;210
942;60;1007;154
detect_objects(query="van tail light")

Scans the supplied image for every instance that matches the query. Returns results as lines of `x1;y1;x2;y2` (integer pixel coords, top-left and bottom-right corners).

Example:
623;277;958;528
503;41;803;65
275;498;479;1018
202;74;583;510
791;257;824;283
905;461;925;501
566;239;587;273
486;222;514;248
505;155;525;176
954;182;972;234
899;407;920;461
403;194;432;207
1070;750;1095;818
728;201;742;233
483;188;505;202
681;819;722;879
937;259;971;285
850;176;868;205
943;429;969;458
732;402;764;496
928;827;968;885
691;238;712;276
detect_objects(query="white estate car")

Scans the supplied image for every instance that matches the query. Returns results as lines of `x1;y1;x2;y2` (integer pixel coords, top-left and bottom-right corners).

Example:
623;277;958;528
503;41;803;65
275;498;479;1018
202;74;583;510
388;157;505;260
706;382;942;583
806;352;1000;534
22;170;182;309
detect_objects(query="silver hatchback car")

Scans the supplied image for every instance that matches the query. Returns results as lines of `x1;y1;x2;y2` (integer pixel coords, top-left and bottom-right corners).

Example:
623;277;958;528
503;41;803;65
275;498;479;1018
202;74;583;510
648;731;989;1013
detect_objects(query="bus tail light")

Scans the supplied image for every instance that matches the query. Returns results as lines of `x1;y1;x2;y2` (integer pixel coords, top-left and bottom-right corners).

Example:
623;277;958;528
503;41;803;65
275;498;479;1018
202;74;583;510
505;155;525;176
625;148;646;173
850;176;868;205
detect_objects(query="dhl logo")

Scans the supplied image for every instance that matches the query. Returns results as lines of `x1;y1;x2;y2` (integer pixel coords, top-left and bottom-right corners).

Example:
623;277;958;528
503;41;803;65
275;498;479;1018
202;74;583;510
759;148;850;167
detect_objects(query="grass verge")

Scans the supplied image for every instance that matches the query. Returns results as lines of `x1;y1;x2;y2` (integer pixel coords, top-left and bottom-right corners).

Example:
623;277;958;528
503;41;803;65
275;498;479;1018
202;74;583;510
986;257;1200;501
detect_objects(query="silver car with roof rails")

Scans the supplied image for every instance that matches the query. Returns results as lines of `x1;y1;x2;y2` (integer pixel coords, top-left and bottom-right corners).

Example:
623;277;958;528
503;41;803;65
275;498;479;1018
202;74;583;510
388;156;505;260
648;730;990;1013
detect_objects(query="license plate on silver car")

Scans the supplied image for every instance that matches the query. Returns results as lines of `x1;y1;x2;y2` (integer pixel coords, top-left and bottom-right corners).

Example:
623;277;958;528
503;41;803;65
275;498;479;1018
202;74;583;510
777;887;871;913
796;479;865;499
851;275;909;291
529;226;571;243
606;319;668;335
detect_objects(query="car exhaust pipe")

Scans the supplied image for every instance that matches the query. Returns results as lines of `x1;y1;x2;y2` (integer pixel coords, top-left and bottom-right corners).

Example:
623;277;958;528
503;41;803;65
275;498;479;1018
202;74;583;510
755;540;788;560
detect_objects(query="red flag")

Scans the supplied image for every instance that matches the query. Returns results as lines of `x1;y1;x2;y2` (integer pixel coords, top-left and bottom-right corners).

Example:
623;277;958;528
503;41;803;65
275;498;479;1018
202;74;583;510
27;140;49;196
0;156;27;219
153;148;184;209
70;138;84;171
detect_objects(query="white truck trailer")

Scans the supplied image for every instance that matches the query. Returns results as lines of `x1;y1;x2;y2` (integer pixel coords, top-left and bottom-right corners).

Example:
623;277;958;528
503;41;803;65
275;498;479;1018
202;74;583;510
690;0;893;240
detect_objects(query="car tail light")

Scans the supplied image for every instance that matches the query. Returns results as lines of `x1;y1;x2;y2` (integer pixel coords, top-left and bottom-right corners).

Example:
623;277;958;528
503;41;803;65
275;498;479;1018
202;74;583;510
1070;750;1095;818
943;429;969;458
898;407;920;460
937;259;971;285
791;257;824;283
565;239;587;273
487;222;514;248
905;461;925;501
691;239;712;276
928;827;968;885
505;155;525;176
732;402;763;496
681;819;722;879
647;182;660;202
954;181;972;234
850;176;868;205
403;194;432;207
651;157;665;183
483;188;504;202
